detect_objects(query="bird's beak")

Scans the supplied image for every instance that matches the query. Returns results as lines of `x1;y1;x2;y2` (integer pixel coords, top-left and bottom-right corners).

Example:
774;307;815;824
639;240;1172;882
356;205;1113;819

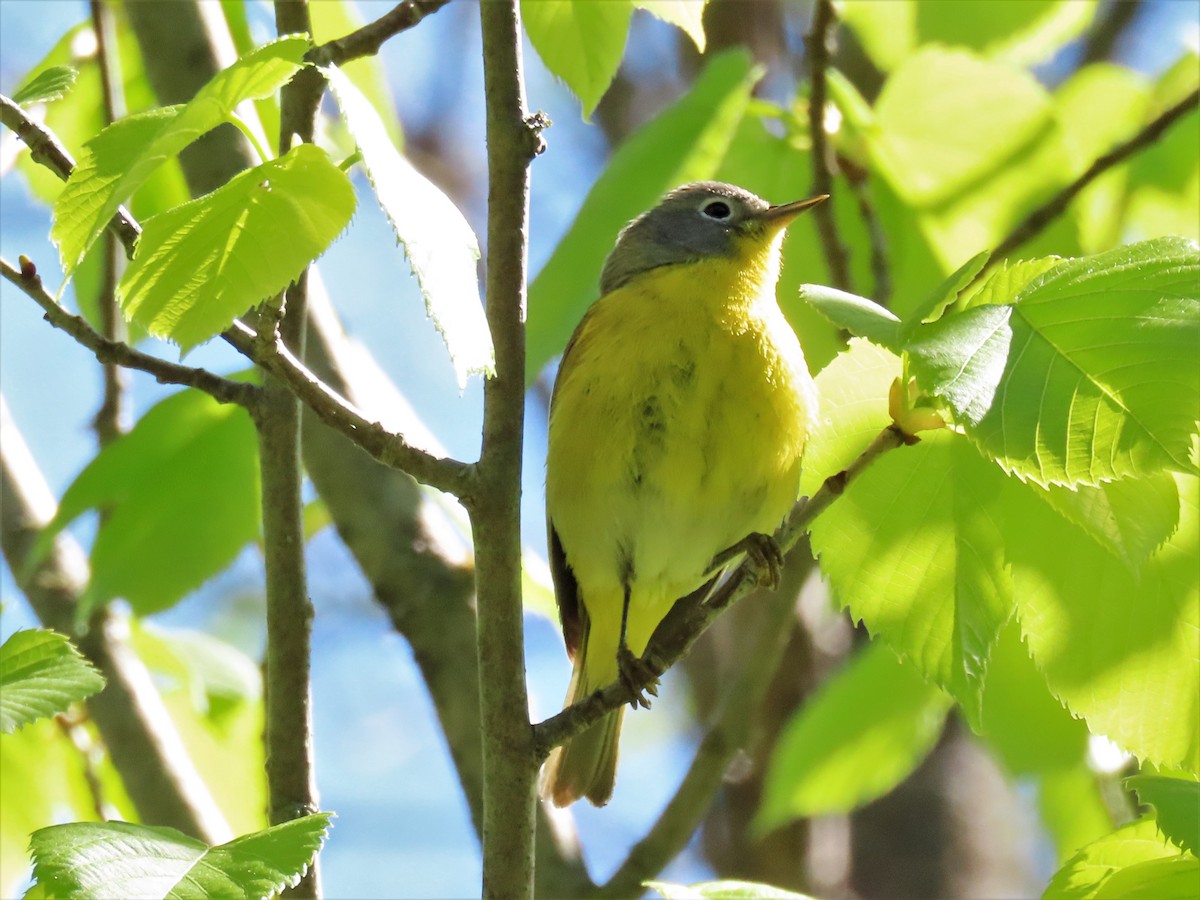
761;194;828;228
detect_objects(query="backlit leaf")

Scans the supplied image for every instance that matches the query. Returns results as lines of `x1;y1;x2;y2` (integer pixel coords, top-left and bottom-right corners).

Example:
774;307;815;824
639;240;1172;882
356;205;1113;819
11;66;76;106
1007;474;1200;771
1044;817;1193;899
756;642;950;829
1126;775;1200;857
322;64;492;387
648;881;815;900
118;144;355;351
908;238;1200;486
52;36;309;278
44;387;261;617
637;1;707;52
0;630;104;733
804;341;1014;722
801;284;901;349
521;0;634;119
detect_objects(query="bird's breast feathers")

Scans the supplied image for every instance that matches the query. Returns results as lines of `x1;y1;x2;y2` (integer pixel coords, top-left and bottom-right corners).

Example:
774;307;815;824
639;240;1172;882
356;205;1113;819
547;257;817;601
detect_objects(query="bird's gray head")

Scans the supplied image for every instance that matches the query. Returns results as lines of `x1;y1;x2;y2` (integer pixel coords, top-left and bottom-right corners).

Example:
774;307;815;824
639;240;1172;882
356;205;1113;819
598;182;824;294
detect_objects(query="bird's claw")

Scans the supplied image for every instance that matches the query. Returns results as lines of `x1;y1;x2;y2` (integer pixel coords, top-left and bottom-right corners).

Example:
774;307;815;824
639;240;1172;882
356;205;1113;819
617;646;662;709
710;532;784;589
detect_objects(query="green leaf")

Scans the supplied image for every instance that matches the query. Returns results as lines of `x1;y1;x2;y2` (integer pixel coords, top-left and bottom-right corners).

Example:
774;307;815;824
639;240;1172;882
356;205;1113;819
1039;767;1118;863
867;47;1072;269
636;0;707;52
908;238;1200;487
521;0;634;119
0;630;104;733
11;66;77;105
843;0;1097;72
1007;473;1200;771
803;341;1014;722
647;880;816;899
1044;817;1193;899
955;256;1064;311
322;64;492;387
800;284;901;349
979;620;1089;776
900;249;991;338
527;50;759;380
1040;474;1181;570
29;814;332;900
756;642;951;830
1126;776;1200;857
118;144;355;351
1;718;133;898
43;388;261;617
52;35;309;278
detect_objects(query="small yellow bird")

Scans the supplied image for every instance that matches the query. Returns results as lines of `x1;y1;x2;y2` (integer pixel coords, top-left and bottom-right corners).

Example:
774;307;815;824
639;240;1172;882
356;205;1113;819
541;181;824;807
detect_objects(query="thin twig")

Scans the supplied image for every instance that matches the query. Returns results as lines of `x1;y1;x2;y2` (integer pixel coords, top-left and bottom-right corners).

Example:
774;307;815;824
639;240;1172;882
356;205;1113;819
805;0;852;292
533;423;910;757
309;0;452;67
0;94;140;257
224;321;472;496
1;256;257;408
846;164;891;306
984;87;1200;275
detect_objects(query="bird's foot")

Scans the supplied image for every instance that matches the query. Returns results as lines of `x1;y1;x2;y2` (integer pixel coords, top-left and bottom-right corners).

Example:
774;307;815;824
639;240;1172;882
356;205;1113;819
711;532;784;589
617;646;662;710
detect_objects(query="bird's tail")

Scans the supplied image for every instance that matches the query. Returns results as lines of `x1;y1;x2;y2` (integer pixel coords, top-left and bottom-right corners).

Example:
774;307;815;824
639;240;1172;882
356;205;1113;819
539;643;625;807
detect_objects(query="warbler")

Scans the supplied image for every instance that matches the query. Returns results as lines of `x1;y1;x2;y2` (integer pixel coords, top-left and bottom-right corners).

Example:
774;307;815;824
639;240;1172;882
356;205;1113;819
540;181;824;807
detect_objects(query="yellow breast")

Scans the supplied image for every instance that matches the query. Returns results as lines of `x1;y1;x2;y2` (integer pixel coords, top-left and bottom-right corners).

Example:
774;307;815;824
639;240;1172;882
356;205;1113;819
546;246;817;634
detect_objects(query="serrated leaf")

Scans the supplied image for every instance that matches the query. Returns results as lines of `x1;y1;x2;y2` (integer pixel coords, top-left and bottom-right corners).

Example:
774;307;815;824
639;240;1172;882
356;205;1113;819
801;284;901;348
636;1;707;52
52;35;309;278
647;880;815;900
118;144;355;351
1126;776;1200;857
899;249;990;339
1007;474;1199;771
0;630;104;733
1040;474;1181;570
28;814;332;900
955;256;1065;311
41;387;261;617
11;66;77;105
756;642;950;829
1044;817;1192;899
321;64;492;387
522;0;634;119
803;341;1013;722
908;238;1200;487
979;620;1089;777
527;50;760;380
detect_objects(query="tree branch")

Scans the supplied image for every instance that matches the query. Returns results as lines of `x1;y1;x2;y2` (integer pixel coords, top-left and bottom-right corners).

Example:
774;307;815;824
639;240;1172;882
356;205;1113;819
473;2;546;898
533;424;910;757
0;94;141;257
309;0;452;67
1;256;256;408
805;0;852;292
0;398;231;843
260;4;323;897
985;86;1200;272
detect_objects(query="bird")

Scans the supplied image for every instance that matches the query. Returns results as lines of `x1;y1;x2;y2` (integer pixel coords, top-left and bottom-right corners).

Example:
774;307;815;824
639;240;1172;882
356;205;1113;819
540;181;824;807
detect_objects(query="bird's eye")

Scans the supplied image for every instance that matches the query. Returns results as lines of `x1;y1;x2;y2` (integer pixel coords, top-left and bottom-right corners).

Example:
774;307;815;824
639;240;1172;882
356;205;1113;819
701;200;732;220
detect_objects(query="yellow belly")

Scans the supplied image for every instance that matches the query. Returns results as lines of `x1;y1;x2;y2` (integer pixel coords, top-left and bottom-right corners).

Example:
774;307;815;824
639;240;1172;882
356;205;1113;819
546;256;817;659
